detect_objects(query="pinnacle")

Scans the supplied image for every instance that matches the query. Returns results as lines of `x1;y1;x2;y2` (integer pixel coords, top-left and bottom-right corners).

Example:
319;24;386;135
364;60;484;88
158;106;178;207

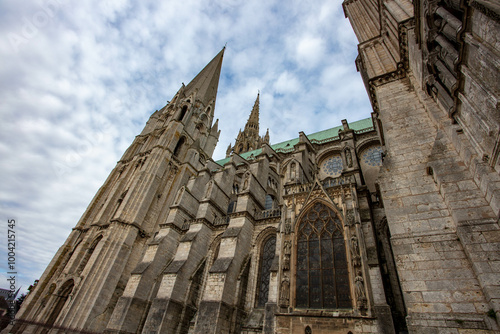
183;48;225;108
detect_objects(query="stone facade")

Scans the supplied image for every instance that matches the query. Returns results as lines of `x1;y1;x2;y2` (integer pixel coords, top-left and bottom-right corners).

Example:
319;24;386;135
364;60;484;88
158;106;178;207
5;0;500;332
343;0;500;332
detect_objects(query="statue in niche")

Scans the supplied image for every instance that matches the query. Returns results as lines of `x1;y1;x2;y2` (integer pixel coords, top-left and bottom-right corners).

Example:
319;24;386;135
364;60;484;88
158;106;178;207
205;180;213;198
351;236;361;267
355;271;367;309
284;219;291;234
290;162;297;181
280;275;290;307
175;187;184;205
345;148;353;167
283;254;290;271
243;173;250;190
283;240;292;255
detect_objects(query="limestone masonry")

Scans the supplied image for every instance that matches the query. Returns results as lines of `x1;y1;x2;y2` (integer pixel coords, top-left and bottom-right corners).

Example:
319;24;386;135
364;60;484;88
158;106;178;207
6;0;499;332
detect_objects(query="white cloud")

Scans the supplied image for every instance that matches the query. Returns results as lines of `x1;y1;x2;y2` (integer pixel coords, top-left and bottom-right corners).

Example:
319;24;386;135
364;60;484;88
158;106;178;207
0;0;372;294
274;71;301;94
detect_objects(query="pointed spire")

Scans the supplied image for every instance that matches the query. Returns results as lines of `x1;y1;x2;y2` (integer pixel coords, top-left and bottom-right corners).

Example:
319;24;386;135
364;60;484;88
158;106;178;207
231;92;267;156
183;47;225;108
210;119;219;135
244;92;260;134
264;128;270;144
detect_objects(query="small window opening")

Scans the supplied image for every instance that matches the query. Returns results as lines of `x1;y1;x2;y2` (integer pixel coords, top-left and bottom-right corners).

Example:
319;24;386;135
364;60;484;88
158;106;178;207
178;105;188;121
173;137;185;157
264;194;274;210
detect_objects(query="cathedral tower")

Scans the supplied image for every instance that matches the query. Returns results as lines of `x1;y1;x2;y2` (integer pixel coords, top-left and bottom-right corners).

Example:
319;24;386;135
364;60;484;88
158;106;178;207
9;48;224;334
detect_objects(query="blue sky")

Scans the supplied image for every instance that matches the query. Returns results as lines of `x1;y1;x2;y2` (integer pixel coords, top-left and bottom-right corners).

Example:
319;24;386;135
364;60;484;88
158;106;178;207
0;0;371;293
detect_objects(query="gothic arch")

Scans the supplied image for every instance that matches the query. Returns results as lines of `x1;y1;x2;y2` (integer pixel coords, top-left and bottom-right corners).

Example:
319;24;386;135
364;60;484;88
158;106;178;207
45;279;74;329
355;138;381;155
316;148;342;164
295;198;343;233
293;200;351;309
178;105;189;121
254;229;277;308
77;235;103;274
173;136;186;157
280;157;299;175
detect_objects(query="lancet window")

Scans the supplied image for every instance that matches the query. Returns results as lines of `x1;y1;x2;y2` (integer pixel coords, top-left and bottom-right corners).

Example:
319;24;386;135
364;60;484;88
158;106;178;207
296;202;351;309
256;235;276;307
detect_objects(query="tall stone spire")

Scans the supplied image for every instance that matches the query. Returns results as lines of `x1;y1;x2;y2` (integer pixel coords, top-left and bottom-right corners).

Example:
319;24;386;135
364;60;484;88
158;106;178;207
183;47;225;108
226;92;270;157
244;92;260;135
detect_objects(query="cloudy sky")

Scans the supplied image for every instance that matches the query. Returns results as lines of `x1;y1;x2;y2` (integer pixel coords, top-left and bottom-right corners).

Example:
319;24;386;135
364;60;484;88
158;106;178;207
0;0;371;294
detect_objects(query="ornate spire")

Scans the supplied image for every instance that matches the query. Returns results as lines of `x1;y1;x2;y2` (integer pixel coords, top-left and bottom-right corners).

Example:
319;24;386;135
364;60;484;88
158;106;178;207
226;92;269;157
244;92;260;135
183;47;225;108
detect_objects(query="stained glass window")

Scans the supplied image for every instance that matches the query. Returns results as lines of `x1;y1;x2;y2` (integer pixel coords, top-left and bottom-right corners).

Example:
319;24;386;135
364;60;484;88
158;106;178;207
362;146;383;167
321;156;343;177
264;194;274;210
296;202;352;309
256;236;276;307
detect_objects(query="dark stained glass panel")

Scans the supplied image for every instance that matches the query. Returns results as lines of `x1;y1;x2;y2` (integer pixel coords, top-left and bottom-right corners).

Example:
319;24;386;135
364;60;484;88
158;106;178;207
295;202;352;309
256;236;276;307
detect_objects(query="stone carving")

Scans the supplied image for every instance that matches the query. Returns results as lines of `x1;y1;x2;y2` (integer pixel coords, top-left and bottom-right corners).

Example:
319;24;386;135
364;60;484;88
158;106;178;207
175;187;184;205
284;219;291;234
243;173;250;190
283;240;292;255
290;162;297;181
351;236;361;267
205;180;213;198
280;275;290;307
355;271;367;310
345;148;353;167
346;209;354;225
283;254;290;271
282;240;292;271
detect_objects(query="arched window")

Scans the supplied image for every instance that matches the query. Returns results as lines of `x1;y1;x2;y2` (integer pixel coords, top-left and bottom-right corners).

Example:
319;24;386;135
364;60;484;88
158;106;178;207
296;202;351;309
46;279;74;328
77;236;102;274
227;201;236;214
178;105;188;121
256;236;276;307
264;194;274;210
173;136;185;157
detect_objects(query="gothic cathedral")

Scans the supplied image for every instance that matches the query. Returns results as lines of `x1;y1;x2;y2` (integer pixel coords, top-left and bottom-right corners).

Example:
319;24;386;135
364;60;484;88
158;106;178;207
8;0;499;332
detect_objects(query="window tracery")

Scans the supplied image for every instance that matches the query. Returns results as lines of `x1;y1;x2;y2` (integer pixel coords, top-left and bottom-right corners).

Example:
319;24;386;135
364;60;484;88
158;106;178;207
321;156;343;177
296;202;351;309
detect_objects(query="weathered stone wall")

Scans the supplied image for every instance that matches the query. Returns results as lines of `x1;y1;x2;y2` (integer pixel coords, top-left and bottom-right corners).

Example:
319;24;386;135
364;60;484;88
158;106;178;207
376;76;499;332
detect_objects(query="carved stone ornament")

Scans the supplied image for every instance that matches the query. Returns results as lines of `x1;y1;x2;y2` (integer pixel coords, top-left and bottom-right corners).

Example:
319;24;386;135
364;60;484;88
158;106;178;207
283;254;290;271
175;187;184;205
280;275;290;307
355;271;367;310
284;218;292;234
283;240;292;255
346;209;355;225
205;180;213;198
243;173;250;190
350;236;361;267
345;148;353;167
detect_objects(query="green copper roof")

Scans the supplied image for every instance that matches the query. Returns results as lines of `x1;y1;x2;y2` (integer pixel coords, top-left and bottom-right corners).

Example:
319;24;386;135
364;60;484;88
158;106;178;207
215;117;373;166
